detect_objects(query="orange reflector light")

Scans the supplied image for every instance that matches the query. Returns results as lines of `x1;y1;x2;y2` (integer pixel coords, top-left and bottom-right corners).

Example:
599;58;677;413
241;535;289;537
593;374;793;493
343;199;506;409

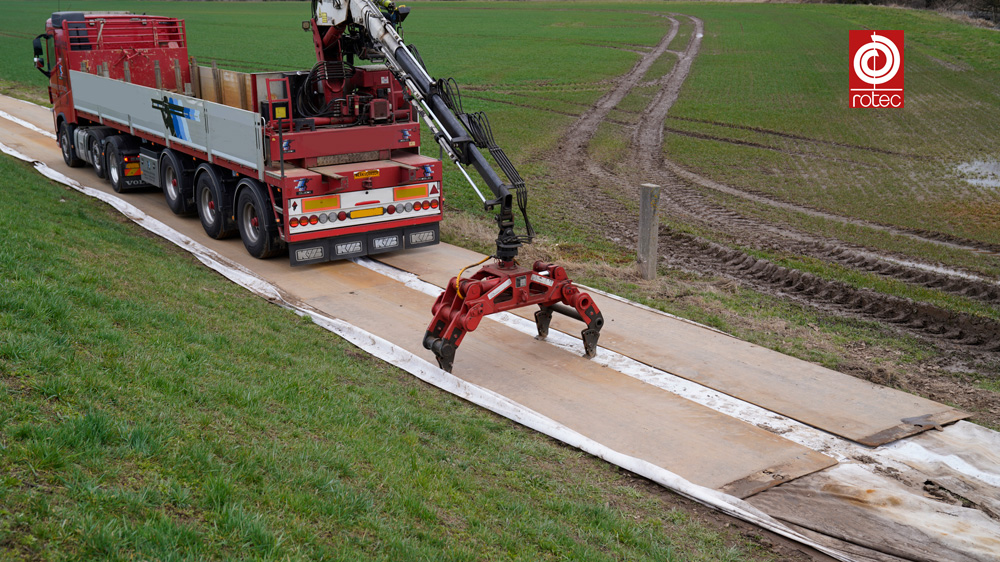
394;184;429;201
303;195;341;213
350;207;384;220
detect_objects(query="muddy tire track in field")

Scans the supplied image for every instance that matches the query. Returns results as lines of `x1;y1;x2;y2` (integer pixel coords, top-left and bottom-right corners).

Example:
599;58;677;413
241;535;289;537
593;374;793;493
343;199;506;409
662;161;1000;258
656;228;1000;353
665;115;923;159
659;126;888;168
546;13;1000;360
639;166;1000;308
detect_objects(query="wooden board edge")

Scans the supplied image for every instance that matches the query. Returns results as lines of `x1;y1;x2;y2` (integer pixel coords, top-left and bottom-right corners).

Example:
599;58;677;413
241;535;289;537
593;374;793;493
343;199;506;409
721;452;839;499
856;410;971;447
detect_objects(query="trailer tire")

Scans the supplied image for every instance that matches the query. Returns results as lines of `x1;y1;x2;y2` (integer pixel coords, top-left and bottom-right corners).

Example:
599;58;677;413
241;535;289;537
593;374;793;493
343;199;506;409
160;150;194;216
59;122;84;168
89;136;107;179
196;167;236;240
85;128;115;180
105;140;130;193
236;178;283;259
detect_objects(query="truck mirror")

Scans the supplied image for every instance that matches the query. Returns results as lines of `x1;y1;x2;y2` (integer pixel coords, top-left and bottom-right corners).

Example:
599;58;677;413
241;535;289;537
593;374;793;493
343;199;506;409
32;34;51;78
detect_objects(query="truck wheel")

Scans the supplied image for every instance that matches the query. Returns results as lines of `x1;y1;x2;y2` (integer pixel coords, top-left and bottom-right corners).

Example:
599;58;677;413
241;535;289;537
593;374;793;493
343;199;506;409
196;168;236;240
59;122;84;168
236;179;283;259
90;137;107;179
160;150;194;216
105;141;129;193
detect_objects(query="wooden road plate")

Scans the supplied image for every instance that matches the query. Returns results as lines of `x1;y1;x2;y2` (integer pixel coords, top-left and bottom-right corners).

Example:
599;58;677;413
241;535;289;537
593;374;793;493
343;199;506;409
244;259;837;498
376;244;968;446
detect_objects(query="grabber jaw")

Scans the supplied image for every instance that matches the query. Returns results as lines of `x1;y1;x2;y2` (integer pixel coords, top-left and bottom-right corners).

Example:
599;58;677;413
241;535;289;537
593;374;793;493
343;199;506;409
535;291;604;358
422;260;604;372
422;331;457;373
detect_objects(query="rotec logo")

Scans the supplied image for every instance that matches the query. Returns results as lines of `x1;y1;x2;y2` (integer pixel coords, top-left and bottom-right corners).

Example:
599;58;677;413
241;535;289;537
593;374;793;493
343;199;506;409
849;30;904;108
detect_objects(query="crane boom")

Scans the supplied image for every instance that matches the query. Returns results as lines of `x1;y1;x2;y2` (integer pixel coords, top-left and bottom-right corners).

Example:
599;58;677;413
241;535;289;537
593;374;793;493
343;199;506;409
315;0;531;261
313;0;603;371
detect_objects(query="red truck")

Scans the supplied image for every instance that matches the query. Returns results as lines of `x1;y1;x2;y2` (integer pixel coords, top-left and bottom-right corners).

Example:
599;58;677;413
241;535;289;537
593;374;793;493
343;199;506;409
33;9;442;265
34;1;603;371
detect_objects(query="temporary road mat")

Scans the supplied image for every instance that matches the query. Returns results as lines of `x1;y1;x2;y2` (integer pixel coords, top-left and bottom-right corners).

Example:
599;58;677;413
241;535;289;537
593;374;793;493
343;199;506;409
378;244;968;446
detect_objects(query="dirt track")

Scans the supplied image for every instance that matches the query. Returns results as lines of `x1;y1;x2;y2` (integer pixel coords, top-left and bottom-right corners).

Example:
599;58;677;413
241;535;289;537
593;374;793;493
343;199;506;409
527;13;1000;424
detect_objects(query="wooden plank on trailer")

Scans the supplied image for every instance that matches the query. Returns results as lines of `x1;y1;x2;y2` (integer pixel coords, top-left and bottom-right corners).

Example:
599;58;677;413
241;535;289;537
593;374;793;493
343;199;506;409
243;74;253;111
222;258;835;498
221;70;243;109
198;66;217;103
190;59;202;99
211;61;223;104
376;245;968;446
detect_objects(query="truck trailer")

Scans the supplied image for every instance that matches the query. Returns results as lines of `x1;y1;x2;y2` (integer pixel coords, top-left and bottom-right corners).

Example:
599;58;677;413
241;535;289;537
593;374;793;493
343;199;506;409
33;8;442;265
33;1;604;371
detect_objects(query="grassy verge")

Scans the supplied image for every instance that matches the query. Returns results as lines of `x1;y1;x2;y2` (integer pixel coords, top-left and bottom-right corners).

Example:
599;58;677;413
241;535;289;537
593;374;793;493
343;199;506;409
0;153;778;560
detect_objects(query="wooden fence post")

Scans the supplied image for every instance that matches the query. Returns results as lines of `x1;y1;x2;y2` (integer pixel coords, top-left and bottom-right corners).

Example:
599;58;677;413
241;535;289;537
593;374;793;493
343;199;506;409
638;183;661;280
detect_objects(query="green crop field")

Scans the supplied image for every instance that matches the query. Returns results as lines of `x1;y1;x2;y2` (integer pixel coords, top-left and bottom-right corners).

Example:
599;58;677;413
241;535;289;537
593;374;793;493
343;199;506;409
664;3;1000;247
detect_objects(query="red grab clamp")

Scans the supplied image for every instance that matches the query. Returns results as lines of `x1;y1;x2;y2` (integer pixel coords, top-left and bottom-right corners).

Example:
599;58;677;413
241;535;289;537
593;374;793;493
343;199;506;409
423;260;604;372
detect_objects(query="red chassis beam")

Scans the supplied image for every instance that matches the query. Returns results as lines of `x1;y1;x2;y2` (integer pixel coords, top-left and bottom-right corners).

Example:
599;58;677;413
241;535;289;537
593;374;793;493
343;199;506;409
423;260;604;372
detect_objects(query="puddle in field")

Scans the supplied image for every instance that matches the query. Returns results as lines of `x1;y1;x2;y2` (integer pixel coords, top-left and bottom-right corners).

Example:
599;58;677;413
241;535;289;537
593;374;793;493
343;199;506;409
956;159;1000;190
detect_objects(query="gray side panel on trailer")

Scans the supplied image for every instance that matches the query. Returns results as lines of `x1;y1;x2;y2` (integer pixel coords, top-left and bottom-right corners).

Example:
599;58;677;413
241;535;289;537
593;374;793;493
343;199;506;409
69;70;264;177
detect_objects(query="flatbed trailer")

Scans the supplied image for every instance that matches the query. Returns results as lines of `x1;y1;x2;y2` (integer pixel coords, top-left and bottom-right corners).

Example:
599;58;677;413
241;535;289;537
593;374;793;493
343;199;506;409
34;10;442;265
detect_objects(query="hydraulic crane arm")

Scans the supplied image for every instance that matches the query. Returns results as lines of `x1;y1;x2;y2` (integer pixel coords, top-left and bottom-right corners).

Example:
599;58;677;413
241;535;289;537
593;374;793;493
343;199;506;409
313;0;603;372
315;0;532;261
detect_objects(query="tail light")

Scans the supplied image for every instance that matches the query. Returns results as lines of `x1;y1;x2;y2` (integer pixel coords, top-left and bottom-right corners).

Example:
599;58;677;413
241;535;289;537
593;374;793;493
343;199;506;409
289;217;300;228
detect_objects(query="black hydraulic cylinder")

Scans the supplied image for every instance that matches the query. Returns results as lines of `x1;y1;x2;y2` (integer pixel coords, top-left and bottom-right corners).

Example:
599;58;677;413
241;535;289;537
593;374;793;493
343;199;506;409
394;47;511;208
